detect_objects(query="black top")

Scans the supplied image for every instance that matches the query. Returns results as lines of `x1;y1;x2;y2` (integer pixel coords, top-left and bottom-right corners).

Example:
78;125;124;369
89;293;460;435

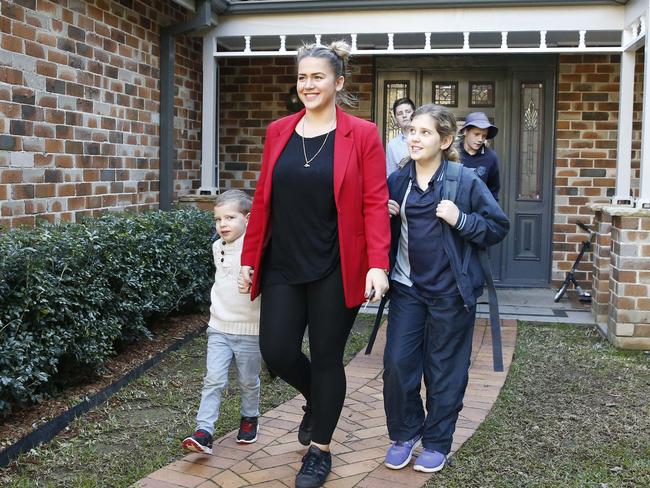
263;129;339;285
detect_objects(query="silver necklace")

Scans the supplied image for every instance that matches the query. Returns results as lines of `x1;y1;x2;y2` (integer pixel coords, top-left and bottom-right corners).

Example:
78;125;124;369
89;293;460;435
301;117;335;168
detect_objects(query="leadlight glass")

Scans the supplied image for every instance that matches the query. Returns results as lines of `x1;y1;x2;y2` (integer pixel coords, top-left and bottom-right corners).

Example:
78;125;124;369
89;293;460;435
384;81;409;142
518;83;543;200
469;82;495;107
432;82;458;107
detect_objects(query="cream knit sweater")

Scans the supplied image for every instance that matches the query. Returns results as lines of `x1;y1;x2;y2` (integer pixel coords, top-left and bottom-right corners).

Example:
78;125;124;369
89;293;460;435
208;233;260;335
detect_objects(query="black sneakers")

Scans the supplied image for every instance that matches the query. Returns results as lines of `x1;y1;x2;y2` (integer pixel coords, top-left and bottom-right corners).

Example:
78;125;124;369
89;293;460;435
298;405;313;446
236;416;258;444
295;445;331;488
181;429;213;454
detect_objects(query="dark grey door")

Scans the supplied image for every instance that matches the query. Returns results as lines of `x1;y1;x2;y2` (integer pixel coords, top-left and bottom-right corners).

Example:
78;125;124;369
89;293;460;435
503;70;555;285
376;55;556;286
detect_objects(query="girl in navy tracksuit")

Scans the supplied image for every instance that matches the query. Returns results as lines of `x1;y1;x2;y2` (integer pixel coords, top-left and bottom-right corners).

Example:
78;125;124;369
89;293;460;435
382;104;509;474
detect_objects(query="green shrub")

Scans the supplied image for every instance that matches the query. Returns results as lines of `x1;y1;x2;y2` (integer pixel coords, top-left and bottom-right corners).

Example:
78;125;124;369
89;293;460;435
0;208;214;417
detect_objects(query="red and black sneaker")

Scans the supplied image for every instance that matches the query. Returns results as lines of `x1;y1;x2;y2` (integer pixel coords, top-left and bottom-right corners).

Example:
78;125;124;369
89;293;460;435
182;429;213;454
236;416;258;444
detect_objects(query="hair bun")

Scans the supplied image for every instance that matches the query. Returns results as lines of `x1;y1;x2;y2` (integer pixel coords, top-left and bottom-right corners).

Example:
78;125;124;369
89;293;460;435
329;40;352;62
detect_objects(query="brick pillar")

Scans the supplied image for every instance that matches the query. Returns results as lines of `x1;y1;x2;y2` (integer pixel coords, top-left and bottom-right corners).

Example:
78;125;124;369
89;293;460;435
589;205;612;330
605;207;650;349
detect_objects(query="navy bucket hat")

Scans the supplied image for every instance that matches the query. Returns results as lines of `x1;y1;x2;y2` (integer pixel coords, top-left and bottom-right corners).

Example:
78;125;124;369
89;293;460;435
460;112;498;139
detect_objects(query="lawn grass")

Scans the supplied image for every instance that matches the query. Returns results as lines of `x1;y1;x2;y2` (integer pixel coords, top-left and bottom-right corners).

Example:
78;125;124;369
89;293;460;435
0;315;376;488
428;322;650;488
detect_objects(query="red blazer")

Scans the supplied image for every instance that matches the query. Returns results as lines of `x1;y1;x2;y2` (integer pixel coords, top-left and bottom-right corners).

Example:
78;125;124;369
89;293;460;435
241;107;390;307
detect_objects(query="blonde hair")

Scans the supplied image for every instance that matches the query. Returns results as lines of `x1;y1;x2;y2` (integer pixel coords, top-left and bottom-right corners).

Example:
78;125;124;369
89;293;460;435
214;189;252;215
412;104;460;162
296;40;357;108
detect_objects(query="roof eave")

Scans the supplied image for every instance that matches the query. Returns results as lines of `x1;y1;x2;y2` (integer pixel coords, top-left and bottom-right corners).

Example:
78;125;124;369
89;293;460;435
224;0;628;15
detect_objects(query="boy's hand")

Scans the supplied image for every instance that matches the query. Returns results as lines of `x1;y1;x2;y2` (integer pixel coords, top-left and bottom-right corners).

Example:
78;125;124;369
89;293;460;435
365;268;389;303
239;266;253;293
388;199;400;217
436;199;460;227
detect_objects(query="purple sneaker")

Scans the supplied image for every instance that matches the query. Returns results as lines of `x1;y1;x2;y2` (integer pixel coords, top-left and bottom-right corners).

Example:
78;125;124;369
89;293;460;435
384;434;422;470
413;449;447;473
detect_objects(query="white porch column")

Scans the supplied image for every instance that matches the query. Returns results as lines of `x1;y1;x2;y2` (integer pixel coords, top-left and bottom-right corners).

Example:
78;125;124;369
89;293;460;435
613;48;635;204
199;29;219;194
639;7;650;208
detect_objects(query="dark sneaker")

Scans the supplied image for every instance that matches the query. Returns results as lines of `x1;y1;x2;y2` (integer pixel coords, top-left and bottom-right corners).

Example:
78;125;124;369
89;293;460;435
384;434;422;469
236;416;258;444
182;429;213;454
413;448;447;473
295;445;331;488
298;405;312;446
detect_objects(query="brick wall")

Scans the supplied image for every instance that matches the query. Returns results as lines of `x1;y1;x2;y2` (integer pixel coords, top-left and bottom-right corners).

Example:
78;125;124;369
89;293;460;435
218;55;374;192
606;210;650;349
553;53;644;286
0;0;202;228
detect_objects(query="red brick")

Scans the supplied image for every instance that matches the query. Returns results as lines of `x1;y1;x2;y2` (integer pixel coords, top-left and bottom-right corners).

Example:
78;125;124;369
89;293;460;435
33;183;56;198
57;183;76;197
12;184;35;200
67;197;85;211
0;67;24;85
13;22;36;41
1;34;23;54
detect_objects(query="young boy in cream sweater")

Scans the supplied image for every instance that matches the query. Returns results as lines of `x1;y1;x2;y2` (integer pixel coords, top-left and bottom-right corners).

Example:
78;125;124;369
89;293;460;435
182;190;261;455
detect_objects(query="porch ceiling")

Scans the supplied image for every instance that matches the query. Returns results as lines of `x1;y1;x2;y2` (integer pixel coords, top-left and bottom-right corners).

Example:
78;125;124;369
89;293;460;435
211;3;644;56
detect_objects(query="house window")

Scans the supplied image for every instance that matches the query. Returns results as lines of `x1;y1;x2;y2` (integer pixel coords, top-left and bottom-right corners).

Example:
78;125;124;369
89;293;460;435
432;82;458;107
518;83;544;200
383;81;410;142
469;81;495;107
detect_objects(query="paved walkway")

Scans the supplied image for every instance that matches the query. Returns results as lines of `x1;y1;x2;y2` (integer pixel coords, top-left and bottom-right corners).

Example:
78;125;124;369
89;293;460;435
135;318;517;488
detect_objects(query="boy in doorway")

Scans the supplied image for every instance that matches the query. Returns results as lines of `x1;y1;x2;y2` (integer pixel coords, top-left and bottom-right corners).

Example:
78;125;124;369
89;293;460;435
459;112;501;201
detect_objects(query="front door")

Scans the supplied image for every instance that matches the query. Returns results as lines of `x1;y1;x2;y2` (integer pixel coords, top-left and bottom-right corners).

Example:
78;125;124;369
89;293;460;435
375;56;555;286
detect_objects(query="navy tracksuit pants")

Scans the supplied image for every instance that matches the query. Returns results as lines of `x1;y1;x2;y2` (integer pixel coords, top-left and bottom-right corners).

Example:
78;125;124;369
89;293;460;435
383;280;475;455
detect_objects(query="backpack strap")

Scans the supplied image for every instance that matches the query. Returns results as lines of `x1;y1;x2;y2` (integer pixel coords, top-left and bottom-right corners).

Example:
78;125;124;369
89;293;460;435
443;160;504;372
478;248;504;372
443;160;463;202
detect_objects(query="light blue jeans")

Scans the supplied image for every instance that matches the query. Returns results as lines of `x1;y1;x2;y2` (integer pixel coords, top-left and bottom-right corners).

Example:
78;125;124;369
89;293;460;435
195;327;261;435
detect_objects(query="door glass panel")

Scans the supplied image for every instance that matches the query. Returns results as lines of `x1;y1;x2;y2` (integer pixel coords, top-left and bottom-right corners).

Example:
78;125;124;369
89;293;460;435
383;81;410;142
518;82;543;200
469;81;495;107
432;82;458;106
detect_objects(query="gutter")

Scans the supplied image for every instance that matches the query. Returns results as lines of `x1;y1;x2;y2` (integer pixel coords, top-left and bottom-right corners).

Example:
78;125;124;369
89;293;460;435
224;0;627;14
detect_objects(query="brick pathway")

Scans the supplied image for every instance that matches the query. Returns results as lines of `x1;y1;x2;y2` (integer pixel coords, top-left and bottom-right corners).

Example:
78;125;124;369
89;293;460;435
135;318;517;488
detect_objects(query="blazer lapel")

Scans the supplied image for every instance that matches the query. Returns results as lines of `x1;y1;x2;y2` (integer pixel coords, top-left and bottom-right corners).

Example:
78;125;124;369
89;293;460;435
333;107;354;205
263;110;304;202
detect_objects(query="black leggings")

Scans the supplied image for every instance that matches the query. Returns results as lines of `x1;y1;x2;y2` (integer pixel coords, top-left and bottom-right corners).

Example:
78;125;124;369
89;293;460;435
260;265;359;445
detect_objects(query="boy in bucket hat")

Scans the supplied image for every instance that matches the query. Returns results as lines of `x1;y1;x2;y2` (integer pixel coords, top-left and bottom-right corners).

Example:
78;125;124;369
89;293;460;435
459;112;501;201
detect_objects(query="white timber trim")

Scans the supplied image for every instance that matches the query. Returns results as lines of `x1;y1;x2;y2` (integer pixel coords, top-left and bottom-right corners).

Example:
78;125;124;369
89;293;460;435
637;4;650;208
214;5;624;37
200;30;219;195
613;49;635;205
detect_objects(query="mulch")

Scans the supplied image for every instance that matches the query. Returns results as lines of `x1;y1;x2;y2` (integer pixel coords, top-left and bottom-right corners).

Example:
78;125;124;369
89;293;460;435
0;314;207;450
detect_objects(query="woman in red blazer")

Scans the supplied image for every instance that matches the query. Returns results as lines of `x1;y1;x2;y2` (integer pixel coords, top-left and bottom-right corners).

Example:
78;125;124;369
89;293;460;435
239;41;390;488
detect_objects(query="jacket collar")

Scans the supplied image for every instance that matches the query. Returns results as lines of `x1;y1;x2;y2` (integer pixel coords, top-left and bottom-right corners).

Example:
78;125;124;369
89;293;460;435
264;106;354;205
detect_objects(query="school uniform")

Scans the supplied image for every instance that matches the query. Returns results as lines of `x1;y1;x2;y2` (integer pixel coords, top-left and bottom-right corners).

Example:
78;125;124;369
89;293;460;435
459;144;501;201
383;159;509;454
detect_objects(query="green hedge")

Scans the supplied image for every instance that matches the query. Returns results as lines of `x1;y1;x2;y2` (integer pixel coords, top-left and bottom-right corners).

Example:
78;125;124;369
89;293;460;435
0;208;214;417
